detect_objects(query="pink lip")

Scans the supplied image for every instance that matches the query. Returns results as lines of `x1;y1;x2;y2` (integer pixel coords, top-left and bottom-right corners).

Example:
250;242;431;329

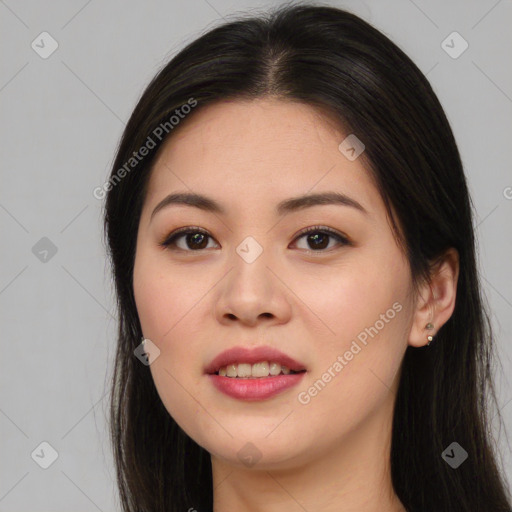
207;372;306;401
204;345;307;375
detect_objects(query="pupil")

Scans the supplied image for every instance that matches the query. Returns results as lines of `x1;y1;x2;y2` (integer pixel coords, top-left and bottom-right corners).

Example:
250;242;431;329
309;233;328;250
188;233;208;249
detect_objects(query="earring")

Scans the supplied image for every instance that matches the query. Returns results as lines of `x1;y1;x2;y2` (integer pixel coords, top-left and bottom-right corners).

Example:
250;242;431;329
425;323;434;345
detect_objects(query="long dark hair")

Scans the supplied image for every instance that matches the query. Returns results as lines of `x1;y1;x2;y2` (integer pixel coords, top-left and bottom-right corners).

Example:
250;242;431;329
102;3;511;511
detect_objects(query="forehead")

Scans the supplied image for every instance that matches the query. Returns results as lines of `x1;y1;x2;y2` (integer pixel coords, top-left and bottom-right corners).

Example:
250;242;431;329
144;98;382;219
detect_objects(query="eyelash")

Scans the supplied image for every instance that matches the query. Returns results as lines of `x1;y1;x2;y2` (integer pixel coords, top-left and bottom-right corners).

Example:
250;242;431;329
159;225;351;254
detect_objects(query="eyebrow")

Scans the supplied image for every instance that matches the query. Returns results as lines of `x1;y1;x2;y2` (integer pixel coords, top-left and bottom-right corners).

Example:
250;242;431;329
150;191;368;222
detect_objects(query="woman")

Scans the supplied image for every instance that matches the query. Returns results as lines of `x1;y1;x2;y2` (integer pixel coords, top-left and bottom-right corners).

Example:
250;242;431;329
103;3;512;511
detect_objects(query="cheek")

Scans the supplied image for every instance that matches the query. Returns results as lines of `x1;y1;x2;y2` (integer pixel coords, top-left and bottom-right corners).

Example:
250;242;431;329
290;254;411;415
292;255;410;351
133;252;209;433
133;247;205;341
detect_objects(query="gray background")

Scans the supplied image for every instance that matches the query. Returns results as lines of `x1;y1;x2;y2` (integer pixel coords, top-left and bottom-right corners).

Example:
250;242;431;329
1;0;511;510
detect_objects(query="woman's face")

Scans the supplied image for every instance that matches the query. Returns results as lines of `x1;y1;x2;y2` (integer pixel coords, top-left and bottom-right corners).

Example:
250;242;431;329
133;98;416;469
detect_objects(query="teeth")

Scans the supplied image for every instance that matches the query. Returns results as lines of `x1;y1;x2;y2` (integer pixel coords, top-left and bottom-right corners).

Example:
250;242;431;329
238;363;252;378
216;361;300;378
269;362;281;376
252;362;269;377
226;364;237;377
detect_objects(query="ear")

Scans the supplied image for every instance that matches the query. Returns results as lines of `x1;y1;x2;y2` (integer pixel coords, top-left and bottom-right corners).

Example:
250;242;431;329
408;248;460;348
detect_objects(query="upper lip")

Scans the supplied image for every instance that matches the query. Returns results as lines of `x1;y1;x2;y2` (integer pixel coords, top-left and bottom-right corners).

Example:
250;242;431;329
205;345;307;374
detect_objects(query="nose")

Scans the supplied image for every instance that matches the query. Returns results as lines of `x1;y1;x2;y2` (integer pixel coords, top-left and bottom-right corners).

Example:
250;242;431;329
214;251;292;328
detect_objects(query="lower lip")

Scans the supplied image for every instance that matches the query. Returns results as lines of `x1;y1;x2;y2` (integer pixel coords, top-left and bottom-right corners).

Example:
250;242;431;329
207;372;306;401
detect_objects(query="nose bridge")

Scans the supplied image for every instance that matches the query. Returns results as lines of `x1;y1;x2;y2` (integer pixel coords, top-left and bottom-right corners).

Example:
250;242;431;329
214;229;290;324
225;205;277;267
228;232;273;298
235;233;267;266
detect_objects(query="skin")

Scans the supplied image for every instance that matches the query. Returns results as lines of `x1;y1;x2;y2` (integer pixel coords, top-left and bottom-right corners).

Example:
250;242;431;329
133;98;459;512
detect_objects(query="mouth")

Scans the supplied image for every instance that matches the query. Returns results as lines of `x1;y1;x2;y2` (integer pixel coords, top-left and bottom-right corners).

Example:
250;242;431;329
205;346;307;401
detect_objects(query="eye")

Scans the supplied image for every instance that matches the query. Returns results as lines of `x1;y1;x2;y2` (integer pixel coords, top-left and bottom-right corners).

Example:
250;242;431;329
292;225;351;253
159;226;217;251
159;225;351;253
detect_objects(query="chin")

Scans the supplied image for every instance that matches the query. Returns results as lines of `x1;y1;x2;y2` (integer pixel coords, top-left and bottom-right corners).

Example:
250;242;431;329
202;430;310;471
